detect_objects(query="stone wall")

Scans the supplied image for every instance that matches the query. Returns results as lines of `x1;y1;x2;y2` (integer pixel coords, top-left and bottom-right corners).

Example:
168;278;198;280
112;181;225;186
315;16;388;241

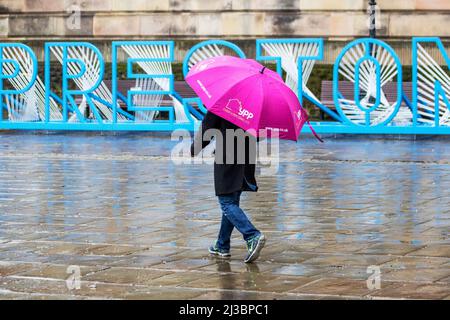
0;0;449;63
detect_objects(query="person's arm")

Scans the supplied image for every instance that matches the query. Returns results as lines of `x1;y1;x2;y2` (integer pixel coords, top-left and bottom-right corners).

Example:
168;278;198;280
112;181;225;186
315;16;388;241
190;112;219;157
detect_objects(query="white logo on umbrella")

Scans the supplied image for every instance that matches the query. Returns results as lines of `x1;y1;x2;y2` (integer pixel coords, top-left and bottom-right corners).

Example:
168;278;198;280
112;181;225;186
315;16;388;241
195;59;216;72
196;80;212;99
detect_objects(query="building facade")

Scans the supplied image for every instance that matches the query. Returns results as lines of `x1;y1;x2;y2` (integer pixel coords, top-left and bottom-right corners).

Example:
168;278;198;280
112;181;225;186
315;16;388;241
0;0;449;63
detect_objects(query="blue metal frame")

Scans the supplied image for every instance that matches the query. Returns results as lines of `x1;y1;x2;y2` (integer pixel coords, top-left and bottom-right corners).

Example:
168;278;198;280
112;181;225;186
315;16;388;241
412;37;450;127
301;121;450;135
256;38;343;122
111;41;196;129
124;47;174;111
181;97;206;121
44;42;106;124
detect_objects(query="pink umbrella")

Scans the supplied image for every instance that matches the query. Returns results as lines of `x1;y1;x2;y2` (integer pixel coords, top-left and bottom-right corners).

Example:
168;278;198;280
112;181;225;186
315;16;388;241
186;55;322;142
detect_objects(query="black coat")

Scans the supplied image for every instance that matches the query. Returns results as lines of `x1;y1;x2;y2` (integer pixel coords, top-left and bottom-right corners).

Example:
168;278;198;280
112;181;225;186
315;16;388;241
191;112;258;196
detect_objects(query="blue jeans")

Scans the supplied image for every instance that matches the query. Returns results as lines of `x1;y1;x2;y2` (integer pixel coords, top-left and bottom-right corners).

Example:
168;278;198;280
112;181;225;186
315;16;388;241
217;191;260;251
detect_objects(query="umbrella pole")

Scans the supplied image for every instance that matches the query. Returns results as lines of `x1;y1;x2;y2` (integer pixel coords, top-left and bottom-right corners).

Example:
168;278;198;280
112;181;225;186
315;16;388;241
368;0;377;55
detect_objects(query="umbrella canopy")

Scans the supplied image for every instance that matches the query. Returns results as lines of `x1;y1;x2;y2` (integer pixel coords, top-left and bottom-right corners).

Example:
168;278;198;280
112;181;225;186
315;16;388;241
186;55;318;141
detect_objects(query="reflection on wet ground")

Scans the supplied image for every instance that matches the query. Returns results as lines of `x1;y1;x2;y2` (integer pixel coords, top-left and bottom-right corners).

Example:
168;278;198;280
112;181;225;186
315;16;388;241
0;133;449;299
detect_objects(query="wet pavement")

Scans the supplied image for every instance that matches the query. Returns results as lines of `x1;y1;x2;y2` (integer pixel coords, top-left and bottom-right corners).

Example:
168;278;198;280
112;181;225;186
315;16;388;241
0;132;449;300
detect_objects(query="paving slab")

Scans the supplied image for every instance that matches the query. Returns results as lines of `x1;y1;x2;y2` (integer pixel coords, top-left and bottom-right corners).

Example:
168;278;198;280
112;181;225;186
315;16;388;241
0;133;449;299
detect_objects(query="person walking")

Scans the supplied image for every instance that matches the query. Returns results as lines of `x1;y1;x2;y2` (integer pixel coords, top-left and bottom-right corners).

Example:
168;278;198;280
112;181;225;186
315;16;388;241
191;111;266;263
